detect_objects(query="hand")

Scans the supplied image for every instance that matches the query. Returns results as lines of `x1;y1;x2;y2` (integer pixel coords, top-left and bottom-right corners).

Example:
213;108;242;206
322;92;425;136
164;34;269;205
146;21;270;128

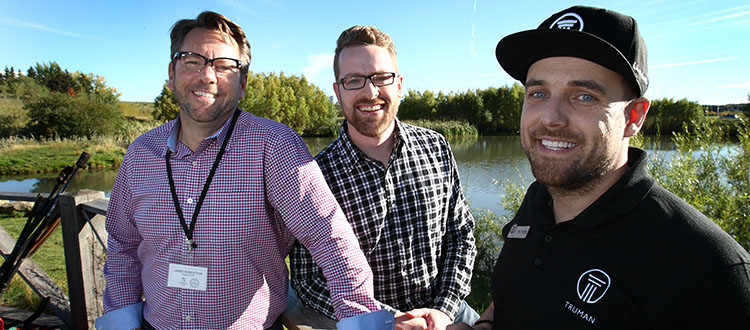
395;311;428;330
405;308;452;330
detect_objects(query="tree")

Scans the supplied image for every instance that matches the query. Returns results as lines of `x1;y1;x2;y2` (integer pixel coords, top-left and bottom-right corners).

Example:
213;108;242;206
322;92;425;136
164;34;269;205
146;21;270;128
399;89;439;119
25;92;122;138
643;98;704;134
239;72;337;135
152;81;179;122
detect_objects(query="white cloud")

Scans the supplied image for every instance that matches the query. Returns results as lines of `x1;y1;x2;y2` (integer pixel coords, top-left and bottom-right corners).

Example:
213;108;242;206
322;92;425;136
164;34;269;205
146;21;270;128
303;53;333;80
715;80;750;89
0;17;102;39
651;58;725;69
687;10;750;26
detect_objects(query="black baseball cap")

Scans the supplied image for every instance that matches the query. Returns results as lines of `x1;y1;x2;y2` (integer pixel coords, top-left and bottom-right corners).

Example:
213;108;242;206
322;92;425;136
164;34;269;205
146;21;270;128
496;5;648;96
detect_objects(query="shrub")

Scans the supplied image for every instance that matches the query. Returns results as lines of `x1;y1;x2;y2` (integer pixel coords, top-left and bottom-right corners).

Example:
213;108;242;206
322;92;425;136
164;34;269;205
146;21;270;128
25;93;123;138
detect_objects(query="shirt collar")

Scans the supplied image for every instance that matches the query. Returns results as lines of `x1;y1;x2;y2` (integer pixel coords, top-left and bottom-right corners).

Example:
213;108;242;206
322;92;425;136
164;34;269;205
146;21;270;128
335;119;406;173
165;111;238;156
536;147;655;229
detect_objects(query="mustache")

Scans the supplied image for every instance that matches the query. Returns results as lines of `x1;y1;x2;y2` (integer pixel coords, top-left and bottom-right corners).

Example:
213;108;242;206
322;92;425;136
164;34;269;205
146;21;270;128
527;126;581;142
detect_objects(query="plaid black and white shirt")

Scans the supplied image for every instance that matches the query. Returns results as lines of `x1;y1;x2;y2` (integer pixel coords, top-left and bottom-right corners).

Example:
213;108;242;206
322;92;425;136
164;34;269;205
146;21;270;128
290;120;476;319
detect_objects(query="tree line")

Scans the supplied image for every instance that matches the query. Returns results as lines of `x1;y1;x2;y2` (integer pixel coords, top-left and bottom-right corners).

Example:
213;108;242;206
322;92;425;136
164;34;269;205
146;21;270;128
2;62;735;140
0;63;121;138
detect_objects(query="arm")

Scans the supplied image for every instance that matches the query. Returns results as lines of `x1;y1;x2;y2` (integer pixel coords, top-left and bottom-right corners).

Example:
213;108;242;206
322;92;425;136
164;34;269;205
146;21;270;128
653;263;750;329
446;304;494;330
264;132;380;319
97;154;145;329
434;147;477;318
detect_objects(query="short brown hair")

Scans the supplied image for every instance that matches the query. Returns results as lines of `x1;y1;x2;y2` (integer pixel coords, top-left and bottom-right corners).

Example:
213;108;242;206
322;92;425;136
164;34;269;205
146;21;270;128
333;25;397;80
170;11;251;74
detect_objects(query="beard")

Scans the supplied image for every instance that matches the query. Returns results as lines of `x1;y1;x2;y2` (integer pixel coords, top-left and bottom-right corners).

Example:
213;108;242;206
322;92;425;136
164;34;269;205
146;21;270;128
342;96;397;138
174;82;241;124
522;126;617;194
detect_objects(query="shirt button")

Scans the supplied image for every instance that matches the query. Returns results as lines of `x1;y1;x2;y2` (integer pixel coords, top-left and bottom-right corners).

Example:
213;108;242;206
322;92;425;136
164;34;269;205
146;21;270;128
545;235;553;243
187;198;193;204
534;258;542;266
185;315;191;321
192;160;198;167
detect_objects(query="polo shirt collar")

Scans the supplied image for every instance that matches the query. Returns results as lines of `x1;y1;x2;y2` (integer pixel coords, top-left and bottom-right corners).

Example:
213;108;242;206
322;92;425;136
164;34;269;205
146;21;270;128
535;148;656;229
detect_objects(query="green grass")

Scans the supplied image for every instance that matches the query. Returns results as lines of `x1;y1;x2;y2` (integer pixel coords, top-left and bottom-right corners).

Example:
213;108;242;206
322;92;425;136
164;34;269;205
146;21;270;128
0;137;127;174
118;101;154;120
0;213;68;311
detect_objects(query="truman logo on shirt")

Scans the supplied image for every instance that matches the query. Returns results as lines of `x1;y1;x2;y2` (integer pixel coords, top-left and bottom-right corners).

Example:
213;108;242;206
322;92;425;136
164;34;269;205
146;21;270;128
563;269;611;324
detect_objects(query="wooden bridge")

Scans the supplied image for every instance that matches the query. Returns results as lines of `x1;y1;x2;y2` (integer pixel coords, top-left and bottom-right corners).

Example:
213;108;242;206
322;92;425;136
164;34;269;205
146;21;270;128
0;190;336;329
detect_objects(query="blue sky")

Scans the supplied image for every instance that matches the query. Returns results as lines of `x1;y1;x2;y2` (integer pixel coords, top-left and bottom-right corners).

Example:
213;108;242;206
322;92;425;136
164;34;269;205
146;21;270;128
1;0;749;105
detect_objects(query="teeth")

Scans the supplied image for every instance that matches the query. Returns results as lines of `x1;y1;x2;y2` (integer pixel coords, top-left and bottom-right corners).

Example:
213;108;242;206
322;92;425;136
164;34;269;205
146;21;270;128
359;104;383;112
541;139;576;150
194;91;216;98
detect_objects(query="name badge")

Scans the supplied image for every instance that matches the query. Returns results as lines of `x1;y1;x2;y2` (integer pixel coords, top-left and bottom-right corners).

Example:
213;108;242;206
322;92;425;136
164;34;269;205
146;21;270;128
507;224;530;239
167;263;208;291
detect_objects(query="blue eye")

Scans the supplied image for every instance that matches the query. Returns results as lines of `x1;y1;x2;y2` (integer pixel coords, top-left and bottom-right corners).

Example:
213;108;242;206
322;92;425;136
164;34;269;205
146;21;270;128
578;94;596;102
529;91;546;99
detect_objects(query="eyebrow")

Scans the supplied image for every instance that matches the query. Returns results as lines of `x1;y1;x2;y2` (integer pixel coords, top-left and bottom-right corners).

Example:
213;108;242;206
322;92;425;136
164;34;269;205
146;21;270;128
570;80;606;94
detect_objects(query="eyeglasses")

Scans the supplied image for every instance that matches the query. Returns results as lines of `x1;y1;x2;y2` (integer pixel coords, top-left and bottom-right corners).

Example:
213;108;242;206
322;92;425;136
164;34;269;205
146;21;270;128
337;72;397;90
172;51;242;75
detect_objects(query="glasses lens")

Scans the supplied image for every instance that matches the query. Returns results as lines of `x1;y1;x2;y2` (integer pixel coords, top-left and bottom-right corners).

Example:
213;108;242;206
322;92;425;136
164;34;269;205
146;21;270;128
342;76;366;90
213;58;240;74
371;73;395;86
180;53;206;72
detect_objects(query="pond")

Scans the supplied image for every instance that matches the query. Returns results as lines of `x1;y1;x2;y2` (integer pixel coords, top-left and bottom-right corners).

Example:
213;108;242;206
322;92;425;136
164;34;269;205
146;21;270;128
0;135;682;217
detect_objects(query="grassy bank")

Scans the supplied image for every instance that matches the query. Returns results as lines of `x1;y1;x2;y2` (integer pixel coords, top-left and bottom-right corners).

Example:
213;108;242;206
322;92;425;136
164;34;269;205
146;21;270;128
0;137;127;174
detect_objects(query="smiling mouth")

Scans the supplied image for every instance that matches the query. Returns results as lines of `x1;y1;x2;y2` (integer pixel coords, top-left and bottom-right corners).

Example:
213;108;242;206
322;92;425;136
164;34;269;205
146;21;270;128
358;104;384;112
193;91;216;99
541;139;577;151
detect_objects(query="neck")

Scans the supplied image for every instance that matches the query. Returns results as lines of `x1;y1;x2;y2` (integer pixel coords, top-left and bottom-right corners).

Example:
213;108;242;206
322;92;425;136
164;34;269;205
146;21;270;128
549;163;630;224
179;111;234;152
347;120;396;167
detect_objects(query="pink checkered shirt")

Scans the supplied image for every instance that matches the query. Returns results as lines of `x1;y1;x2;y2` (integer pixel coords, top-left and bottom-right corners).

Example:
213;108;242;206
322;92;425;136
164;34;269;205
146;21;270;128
102;110;378;329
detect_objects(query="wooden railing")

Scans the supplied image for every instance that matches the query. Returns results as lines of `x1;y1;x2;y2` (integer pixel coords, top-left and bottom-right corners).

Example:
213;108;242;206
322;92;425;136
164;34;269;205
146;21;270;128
0;189;338;330
1;190;107;330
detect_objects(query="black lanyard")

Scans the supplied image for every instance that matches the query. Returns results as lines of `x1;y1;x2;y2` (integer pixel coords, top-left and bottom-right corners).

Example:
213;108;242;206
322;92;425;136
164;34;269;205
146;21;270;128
165;109;240;250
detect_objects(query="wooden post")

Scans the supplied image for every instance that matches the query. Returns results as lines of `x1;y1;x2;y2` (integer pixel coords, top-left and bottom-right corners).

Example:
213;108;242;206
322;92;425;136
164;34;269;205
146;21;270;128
59;190;107;330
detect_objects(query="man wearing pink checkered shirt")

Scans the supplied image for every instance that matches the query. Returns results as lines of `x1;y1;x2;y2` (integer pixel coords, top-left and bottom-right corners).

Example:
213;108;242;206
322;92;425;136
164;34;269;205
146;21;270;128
95;11;392;330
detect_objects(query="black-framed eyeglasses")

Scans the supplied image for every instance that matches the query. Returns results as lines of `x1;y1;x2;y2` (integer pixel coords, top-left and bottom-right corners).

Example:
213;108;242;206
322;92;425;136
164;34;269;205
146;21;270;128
337;72;398;90
172;51;242;75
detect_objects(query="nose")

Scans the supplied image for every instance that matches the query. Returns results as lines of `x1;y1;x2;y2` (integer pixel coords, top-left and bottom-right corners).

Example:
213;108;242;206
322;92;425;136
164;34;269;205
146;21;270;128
198;63;218;84
540;95;569;128
361;78;380;99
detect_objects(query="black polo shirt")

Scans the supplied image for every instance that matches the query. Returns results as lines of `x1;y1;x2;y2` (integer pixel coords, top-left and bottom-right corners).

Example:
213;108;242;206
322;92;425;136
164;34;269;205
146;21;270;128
491;148;750;329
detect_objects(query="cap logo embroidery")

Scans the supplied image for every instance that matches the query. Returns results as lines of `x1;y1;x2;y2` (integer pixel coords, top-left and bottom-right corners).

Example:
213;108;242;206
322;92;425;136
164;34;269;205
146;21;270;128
550;12;584;31
576;269;610;304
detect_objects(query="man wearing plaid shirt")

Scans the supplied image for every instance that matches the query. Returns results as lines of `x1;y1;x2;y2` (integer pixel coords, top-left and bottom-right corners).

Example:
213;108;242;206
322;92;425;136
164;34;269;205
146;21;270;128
290;25;478;330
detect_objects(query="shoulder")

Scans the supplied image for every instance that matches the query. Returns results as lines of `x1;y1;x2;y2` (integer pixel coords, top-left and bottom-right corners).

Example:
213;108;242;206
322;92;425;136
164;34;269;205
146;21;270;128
641;184;750;265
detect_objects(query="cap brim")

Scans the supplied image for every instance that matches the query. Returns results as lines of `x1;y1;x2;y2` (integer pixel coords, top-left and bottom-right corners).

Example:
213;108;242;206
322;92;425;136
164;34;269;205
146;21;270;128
496;29;636;90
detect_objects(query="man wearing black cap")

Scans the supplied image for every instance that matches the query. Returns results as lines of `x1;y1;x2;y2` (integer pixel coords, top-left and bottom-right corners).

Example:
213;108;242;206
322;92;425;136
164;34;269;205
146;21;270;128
461;5;750;330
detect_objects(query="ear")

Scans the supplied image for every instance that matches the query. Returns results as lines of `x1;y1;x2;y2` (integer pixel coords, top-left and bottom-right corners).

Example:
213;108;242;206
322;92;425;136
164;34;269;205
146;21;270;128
333;82;342;104
624;97;650;138
239;72;248;99
396;73;404;99
167;61;176;91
